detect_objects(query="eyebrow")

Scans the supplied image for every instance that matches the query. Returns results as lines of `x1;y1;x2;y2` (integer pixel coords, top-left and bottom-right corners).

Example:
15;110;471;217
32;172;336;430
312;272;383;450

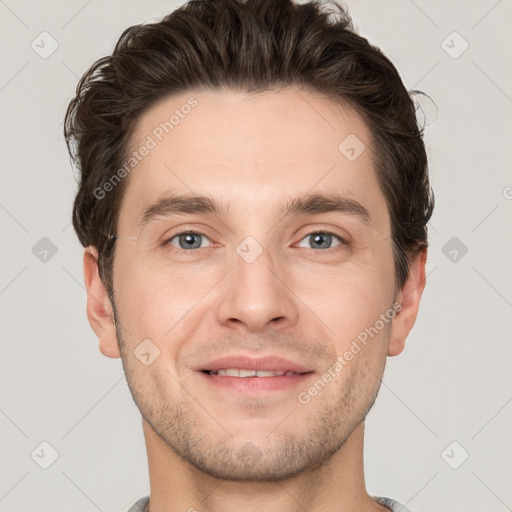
137;192;372;229
277;192;372;225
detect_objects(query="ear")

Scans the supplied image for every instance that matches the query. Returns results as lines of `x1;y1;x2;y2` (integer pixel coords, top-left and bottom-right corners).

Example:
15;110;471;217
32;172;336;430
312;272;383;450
83;247;120;358
388;248;427;357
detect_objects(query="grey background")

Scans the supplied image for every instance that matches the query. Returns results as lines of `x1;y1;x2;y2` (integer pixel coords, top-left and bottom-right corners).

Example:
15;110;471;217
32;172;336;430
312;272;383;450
1;1;511;511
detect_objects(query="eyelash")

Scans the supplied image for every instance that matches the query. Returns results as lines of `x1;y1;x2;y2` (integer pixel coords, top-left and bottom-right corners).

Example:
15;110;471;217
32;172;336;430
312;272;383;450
163;229;348;256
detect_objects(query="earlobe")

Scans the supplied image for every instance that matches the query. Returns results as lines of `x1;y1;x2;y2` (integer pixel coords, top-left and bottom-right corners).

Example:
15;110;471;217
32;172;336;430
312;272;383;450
388;248;427;357
83;247;121;358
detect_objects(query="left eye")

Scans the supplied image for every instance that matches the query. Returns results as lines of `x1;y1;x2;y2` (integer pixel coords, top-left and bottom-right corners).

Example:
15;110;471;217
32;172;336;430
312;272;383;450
167;231;211;250
297;231;344;250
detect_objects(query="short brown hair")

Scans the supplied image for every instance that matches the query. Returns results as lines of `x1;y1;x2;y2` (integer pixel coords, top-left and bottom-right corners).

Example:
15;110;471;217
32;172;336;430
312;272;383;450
64;0;434;292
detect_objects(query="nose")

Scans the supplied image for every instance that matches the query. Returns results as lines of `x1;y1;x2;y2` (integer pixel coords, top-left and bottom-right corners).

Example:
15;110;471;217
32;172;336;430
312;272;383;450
215;244;299;333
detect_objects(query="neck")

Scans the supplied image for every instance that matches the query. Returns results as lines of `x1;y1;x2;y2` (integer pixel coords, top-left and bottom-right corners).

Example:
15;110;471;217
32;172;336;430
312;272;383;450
142;419;388;512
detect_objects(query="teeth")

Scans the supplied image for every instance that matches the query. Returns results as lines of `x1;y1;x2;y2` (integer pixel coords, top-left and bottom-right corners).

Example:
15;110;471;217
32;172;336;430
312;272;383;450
254;370;284;377
211;368;300;377
239;369;259;377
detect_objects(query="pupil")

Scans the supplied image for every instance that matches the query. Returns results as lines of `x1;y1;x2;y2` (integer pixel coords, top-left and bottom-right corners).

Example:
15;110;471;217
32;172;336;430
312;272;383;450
181;233;200;249
312;233;330;249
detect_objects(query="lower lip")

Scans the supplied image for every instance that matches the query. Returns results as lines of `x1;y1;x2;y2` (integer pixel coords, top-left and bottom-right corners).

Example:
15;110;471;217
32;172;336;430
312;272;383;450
198;371;315;393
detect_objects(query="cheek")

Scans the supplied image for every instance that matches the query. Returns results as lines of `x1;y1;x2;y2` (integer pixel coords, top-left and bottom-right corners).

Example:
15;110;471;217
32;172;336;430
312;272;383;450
113;258;214;339
328;284;392;347
302;258;395;349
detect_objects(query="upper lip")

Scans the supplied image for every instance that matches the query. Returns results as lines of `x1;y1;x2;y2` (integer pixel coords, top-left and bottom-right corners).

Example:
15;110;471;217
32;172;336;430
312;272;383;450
197;355;313;374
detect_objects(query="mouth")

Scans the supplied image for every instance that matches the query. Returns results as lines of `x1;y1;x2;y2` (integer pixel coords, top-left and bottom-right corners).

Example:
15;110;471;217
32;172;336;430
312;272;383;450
198;369;314;393
196;355;315;393
202;369;303;377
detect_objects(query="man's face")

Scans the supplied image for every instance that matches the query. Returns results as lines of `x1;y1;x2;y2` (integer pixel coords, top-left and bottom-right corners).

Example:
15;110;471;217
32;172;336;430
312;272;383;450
107;87;400;480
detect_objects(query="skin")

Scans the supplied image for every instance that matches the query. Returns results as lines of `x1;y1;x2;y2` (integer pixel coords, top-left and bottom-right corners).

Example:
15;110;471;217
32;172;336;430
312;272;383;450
84;87;426;512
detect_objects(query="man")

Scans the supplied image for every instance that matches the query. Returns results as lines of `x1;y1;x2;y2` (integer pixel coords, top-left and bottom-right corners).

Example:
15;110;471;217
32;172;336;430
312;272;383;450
64;0;434;510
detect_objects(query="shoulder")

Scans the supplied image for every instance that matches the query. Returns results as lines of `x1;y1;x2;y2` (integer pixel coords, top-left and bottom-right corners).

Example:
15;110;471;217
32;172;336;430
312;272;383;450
126;496;150;512
373;495;415;512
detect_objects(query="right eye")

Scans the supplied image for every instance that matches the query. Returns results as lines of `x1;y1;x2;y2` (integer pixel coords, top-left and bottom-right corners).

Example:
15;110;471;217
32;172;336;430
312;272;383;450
164;231;213;253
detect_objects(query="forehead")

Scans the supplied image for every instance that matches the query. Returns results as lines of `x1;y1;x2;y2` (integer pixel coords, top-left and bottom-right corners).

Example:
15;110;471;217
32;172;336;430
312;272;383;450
117;87;389;233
